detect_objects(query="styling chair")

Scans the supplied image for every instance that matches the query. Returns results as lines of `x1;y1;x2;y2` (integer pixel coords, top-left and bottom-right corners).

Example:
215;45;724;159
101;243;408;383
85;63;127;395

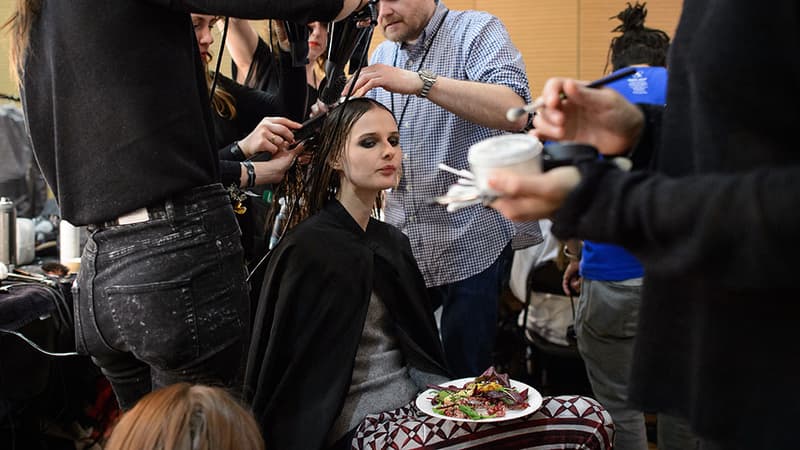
519;260;592;396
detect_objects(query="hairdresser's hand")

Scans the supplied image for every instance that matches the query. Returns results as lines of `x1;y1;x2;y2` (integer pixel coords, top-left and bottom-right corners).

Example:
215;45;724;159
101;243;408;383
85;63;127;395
309;100;329;119
348;64;423;97
239;117;301;157
533;78;644;156
487;166;581;222
562;260;582;296
252;146;301;185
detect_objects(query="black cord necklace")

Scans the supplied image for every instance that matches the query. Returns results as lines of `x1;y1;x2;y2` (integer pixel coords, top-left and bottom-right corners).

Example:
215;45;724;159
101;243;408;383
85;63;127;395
390;9;449;129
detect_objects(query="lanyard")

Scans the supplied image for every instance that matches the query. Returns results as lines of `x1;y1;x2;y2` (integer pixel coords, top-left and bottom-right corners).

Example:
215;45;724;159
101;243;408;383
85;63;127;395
390;10;449;129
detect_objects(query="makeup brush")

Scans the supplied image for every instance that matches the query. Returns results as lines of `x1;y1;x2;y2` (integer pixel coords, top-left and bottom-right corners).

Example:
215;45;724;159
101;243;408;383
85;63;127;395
506;67;638;122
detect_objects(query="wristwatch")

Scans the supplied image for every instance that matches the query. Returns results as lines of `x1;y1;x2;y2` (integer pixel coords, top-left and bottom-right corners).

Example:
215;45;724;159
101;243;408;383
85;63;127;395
417;69;438;99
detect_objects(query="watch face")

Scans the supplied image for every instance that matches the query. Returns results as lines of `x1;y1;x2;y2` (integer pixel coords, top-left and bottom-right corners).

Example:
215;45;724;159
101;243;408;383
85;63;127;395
420;70;435;81
418;70;436;98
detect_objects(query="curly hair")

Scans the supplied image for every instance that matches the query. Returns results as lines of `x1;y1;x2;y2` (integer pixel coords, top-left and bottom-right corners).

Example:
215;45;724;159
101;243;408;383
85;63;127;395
605;2;671;73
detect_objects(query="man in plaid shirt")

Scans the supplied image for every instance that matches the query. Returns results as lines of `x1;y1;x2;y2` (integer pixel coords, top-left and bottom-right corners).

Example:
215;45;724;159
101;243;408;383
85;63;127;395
353;0;539;376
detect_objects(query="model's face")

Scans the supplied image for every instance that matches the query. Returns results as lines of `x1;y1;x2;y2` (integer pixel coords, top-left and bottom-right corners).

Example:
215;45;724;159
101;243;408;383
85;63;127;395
191;14;220;64
336;107;402;195
307;21;328;62
378;0;436;43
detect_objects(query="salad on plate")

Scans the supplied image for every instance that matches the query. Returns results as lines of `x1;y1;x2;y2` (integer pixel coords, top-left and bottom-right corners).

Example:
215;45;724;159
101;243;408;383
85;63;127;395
425;367;531;420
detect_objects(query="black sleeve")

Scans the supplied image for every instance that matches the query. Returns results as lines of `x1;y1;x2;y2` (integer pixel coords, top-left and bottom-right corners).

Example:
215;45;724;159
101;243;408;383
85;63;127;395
628;104;663;171
271;50;311;122
148;0;344;22
240;38;275;90
238;39;308;123
233;52;308;126
551;161;800;291
244;230;373;450
218;142;245;162
218;160;242;187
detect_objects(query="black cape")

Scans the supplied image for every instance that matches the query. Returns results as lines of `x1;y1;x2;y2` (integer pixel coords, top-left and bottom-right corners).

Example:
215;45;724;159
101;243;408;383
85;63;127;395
244;200;449;450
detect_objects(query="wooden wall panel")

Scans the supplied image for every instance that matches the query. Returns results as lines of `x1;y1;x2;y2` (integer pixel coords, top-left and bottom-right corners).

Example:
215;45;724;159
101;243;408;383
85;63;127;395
478;0;580;91
368;0;580;93
0;2;17;100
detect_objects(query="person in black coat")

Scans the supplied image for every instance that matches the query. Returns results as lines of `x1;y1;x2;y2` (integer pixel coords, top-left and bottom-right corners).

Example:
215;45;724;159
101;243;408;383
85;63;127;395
489;1;800;448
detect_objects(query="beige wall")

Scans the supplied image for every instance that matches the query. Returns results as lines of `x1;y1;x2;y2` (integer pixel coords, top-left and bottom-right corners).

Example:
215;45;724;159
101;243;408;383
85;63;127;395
369;0;683;92
0;1;15;100
0;1;683;105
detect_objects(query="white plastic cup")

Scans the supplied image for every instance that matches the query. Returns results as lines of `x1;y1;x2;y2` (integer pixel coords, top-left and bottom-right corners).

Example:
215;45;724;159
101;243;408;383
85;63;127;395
59;219;82;272
15;218;35;265
468;134;543;193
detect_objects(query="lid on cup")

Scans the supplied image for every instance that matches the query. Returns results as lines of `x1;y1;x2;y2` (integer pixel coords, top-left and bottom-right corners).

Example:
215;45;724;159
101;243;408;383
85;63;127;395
468;134;543;168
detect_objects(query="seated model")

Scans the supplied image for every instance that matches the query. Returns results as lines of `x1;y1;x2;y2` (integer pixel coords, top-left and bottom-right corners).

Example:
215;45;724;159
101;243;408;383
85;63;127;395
244;97;614;450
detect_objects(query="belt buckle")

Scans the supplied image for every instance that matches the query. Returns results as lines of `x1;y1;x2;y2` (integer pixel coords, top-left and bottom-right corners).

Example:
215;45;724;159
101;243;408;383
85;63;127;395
116;207;150;225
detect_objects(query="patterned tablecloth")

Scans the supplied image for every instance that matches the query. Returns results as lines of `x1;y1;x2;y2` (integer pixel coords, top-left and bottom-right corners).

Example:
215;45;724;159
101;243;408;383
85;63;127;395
353;395;613;449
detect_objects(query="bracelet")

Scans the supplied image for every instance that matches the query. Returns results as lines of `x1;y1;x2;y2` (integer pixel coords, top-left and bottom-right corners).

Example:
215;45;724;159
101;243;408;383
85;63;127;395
563;246;581;261
242;161;256;188
230;141;246;160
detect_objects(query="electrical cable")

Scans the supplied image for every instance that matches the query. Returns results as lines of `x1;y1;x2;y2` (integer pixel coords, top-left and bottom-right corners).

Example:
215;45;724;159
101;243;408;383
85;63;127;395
208;16;230;103
0;328;78;357
246;199;297;283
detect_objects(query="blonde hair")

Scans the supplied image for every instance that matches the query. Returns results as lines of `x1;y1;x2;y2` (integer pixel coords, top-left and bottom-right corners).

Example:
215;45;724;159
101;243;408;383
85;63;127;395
3;0;41;83
206;69;237;120
105;383;265;450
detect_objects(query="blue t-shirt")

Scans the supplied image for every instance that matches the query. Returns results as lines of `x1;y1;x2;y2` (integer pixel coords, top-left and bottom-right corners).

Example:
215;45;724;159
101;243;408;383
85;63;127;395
580;66;667;281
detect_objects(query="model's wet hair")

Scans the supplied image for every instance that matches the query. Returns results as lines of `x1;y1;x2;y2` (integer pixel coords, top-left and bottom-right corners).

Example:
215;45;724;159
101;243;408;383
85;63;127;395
272;97;396;231
605;2;671;73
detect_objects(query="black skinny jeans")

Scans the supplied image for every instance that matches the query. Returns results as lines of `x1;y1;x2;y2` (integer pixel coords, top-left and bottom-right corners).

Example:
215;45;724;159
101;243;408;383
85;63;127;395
74;184;250;409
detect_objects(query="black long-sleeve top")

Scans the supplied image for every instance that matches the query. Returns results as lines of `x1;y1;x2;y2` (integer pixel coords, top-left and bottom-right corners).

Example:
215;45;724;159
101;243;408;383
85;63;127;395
20;0;342;225
551;0;799;447
214;50;307;187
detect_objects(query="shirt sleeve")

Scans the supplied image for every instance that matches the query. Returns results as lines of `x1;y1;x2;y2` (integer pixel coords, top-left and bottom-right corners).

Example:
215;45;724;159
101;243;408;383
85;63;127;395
552;160;800;291
460;14;531;103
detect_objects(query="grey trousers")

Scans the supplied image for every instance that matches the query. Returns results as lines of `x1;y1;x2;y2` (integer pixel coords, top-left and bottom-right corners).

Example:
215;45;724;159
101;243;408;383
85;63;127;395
575;277;646;450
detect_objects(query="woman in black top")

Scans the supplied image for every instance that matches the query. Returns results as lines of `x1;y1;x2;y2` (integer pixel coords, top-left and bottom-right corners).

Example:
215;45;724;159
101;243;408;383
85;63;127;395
194;13;303;264
6;0;368;410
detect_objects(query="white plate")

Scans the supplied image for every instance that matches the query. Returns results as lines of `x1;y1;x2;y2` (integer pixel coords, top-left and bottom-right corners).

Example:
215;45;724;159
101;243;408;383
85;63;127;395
415;377;543;423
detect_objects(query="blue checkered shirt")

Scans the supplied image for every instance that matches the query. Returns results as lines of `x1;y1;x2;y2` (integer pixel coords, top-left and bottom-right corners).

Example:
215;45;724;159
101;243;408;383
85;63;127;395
368;2;541;287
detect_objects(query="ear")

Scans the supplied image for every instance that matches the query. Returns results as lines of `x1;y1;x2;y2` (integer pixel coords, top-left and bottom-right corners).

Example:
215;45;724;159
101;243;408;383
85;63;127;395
329;155;343;170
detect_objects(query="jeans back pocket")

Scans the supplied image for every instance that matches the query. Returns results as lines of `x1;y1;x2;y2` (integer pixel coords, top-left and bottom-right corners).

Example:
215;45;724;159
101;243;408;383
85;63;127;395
105;279;200;370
